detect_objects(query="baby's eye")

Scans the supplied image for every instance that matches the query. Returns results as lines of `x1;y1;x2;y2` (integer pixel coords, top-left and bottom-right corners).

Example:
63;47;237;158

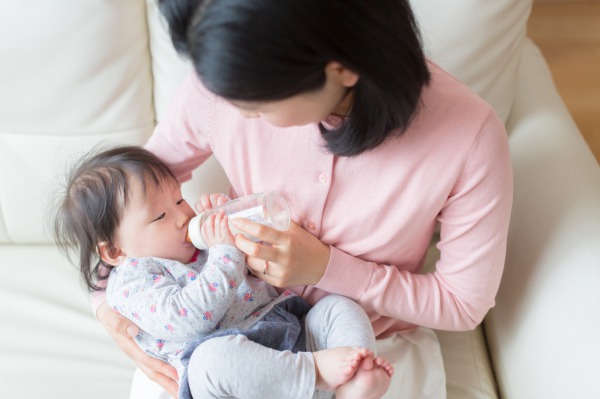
176;199;186;205
152;213;166;222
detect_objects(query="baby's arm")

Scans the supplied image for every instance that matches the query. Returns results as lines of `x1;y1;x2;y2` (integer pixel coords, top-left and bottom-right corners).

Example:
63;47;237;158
107;246;246;342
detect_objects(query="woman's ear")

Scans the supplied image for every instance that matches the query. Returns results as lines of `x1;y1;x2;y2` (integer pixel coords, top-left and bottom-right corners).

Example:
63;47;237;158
325;61;359;88
97;242;126;266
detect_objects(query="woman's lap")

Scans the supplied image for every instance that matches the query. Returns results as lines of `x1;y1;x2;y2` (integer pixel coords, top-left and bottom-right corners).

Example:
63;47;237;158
377;327;446;399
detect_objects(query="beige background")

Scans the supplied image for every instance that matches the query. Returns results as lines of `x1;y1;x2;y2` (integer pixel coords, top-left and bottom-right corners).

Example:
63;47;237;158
529;0;600;162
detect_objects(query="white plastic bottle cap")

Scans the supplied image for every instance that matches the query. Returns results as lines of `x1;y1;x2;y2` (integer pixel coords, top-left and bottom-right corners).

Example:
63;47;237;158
187;213;208;250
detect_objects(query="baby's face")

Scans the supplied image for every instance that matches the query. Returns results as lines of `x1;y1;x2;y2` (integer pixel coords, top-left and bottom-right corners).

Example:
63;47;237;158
113;177;197;264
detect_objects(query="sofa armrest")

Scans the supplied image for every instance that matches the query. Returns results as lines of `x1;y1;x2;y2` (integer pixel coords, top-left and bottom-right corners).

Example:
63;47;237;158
484;39;600;399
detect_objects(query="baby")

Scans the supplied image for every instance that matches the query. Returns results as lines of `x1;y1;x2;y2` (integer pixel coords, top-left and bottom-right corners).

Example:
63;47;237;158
53;145;393;399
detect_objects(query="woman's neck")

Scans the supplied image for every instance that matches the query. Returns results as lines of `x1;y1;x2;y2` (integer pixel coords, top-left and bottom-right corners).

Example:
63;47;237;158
331;89;354;117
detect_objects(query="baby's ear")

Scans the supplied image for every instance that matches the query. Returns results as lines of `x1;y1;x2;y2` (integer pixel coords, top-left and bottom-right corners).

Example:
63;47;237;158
97;242;126;266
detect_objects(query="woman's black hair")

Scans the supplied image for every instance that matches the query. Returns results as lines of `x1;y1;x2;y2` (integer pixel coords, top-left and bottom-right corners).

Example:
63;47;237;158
158;0;431;156
52;146;177;292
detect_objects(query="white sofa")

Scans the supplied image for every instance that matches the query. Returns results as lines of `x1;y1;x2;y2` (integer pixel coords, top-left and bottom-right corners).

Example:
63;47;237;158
1;0;599;398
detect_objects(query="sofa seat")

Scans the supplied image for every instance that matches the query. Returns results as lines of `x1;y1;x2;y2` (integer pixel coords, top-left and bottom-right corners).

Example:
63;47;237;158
1;0;599;398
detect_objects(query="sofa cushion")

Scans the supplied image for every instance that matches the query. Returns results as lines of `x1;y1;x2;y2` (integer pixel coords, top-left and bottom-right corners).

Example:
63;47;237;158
0;0;154;244
439;329;498;398
0;246;135;398
410;0;532;122
146;0;193;123
485;39;600;399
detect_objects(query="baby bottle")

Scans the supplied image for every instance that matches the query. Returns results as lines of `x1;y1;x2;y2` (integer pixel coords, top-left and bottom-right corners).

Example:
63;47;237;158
186;191;290;250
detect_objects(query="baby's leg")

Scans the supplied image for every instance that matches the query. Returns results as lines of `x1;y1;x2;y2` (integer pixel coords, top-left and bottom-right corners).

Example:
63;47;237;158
304;294;377;359
187;334;314;399
187;334;365;399
305;295;393;399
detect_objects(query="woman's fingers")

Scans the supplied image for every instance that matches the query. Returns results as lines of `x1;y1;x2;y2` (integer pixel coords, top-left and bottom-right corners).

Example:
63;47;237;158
138;355;179;381
230;218;284;246
115;315;139;337
238;221;330;287
235;233;278;261
98;302;138;337
231;219;329;286
96;302;179;396
245;256;271;276
138;362;179;398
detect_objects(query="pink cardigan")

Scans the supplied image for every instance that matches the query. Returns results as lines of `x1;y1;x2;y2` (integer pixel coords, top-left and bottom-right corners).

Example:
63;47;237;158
95;61;512;338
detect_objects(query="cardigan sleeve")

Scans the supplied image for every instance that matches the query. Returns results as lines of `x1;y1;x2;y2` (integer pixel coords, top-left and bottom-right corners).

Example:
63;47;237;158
316;110;513;331
145;72;214;183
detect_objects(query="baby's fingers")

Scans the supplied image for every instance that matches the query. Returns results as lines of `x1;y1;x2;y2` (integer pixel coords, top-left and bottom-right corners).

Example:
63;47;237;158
214;193;230;207
220;215;235;242
195;194;212;213
201;214;216;240
195;193;229;213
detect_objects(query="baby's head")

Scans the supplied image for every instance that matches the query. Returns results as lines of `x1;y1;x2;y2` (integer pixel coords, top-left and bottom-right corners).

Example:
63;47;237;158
53;145;196;291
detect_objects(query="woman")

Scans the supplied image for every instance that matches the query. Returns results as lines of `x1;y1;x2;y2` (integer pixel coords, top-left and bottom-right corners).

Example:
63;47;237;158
95;0;513;397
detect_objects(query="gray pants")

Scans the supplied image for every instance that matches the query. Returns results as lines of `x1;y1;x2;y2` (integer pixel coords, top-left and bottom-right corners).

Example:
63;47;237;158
187;294;376;399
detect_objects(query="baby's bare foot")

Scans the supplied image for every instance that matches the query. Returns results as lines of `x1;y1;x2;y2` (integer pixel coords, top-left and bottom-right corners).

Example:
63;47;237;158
313;347;372;391
374;356;395;377
335;355;394;399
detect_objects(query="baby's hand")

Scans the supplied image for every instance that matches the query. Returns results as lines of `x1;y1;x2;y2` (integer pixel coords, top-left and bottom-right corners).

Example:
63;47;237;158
200;211;235;247
195;193;229;214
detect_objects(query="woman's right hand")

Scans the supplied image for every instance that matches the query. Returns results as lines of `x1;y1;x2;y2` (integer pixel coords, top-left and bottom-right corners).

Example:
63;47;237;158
96;301;179;398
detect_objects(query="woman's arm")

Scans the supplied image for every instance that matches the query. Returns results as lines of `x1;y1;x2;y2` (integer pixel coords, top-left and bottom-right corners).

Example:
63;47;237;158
326;111;513;331
144;72;214;182
235;110;513;332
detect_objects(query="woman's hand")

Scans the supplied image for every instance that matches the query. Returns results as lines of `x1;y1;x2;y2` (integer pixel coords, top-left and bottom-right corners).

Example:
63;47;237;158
231;219;330;287
96;302;179;398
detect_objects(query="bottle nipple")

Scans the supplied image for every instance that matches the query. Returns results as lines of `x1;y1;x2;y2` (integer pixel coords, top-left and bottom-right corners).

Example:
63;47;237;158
186;213;208;250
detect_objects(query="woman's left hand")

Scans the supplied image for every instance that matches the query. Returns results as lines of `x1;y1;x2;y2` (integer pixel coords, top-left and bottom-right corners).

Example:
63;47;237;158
231;219;330;287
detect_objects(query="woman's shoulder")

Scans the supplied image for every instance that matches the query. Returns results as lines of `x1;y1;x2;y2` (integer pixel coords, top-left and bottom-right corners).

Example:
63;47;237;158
423;60;495;118
401;61;505;149
362;61;507;170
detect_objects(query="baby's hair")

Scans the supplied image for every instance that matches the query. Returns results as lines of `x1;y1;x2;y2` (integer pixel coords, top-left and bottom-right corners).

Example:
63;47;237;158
53;145;178;292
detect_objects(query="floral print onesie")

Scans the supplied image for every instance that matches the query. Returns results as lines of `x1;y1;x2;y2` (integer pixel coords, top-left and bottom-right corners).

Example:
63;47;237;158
106;245;301;379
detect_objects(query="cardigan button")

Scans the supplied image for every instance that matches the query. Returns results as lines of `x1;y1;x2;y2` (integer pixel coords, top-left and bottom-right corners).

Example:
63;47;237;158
306;221;317;230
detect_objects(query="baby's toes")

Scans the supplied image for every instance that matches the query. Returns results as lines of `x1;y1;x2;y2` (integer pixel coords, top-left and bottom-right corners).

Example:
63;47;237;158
379;358;394;376
347;348;367;362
